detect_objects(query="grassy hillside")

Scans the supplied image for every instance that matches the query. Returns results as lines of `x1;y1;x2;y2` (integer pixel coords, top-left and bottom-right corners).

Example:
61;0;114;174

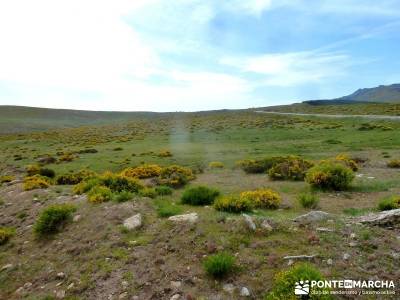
339;83;400;103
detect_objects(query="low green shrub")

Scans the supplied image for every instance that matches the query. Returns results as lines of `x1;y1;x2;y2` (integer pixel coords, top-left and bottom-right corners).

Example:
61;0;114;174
56;169;97;185
73;177;101;194
208;161;224;169
181;186;220;206
305;162;354;190
100;172;143;193
297;192;320;209
155;185;173;196
34;204;76;236
203;252;236;279
154;200;183;218
214;195;252;213
236;157;286;174
265;263;332;300
139;187;157;198
87;186;113;203
0;227;15;245
113;191;134;203
378;195;400;211
39;168;56;178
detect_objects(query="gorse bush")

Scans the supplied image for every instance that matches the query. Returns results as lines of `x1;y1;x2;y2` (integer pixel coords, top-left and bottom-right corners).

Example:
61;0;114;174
139;187;157;198
23;175;52;191
154;200;183;218
240;189;281;209
208;161;224;169
26;164;41;176
203;252;236;279
236;157;286;174
266;263;332;300
214;195;252;213
158;150;173;157
305;162;354;190
378;195;400;211
120;164;162;179
113;191;133;203
87;186;113;203
387;159;400;168
39;168;56;178
298;192;320;209
100;172;143;193
268;156;313;181
0;175;15;183
0;227;15;245
157;165;195;188
34;204;76;236
155;185;173;196
334;154;358;171
56;169;97;185
181;186;220;206
73;177;101;195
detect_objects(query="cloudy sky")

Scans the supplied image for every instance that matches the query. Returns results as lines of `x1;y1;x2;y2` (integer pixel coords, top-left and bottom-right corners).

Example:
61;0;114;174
0;0;399;111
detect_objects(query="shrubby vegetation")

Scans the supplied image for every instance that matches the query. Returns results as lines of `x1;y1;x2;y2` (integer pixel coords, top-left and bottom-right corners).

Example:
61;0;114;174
23;175;52;191
0;175;15;183
378;195;400;211
181;186;220;206
266;263;332;300
139;187;157;198
214;195;252;213
387;159;400;168
0;227;15;245
334;154;358;171
203;252;236;279
155;185;173;196
268;156;313;181
297;192;320;209
87;186;114;203
56;169;97;185
157;165;195;188
305;162;354;190
240;188;281;209
208;161;224;169
154;199;183;218
34;204;76;236
120;164;162;179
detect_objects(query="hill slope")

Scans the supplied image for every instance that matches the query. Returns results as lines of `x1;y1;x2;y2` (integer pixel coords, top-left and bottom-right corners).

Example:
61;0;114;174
339;83;400;103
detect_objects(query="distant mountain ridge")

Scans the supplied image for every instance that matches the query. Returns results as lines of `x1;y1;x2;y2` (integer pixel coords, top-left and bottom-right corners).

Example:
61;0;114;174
303;83;400;105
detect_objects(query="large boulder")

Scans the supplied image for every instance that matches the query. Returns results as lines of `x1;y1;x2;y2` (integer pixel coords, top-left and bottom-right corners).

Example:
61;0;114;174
356;209;400;227
293;211;330;224
123;214;142;230
168;213;198;223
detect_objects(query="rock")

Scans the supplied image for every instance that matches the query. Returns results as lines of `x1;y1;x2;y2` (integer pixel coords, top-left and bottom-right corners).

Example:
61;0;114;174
171;281;182;289
293;211;330;224
56;272;66;279
355;209;400;227
123;213;142;230
242;214;256;230
73;215;81;222
24;282;32;289
55;290;66;299
168;213;198;223
343;253;350;260
350;233;356;239
15;287;24;295
170;294;181;300
119;292;128;299
67;283;74;290
223;283;235;294
1;264;13;271
121;281;129;290
261;220;273;231
327;258;333;265
316;227;334;232
349;242;357;247
240;287;250;297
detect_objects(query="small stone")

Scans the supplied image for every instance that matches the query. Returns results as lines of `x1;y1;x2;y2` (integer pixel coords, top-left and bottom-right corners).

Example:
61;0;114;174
316;227;334;233
261;220;273;231
168;213;198;223
15;287;24;294
350;233;356;239
56;272;66;279
123;214;142;230
349;242;357;247
287;259;294;266
24;282;32;289
121;281;129;289
170;294;181;300
171;281;182;289
327;258;333;265
119;292;128;299
67;283;74;290
73;215;81;222
343;253;351;260
240;287;250;297
293;211;330;224
242;214;256;231
1;264;13;271
223;283;235;294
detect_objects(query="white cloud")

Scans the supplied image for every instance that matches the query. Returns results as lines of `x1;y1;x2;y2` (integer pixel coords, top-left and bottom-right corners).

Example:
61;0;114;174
221;51;351;86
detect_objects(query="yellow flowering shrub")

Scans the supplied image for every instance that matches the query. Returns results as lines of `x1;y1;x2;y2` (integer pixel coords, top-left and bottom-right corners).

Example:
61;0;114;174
208;161;224;169
158;150;173;157
240;188;281;209
120;164;162;179
157;165;195;188
23;175;52;191
214;195;252;213
335;154;358;171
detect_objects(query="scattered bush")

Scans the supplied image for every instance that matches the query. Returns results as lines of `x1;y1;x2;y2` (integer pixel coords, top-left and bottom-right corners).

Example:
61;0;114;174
78;148;98;154
266;263;331;300
335;154;358;171
23;175;51;191
113;191;134;203
158;150;173;157
203;252;236;279
387;159;400;168
73;177;101;194
157;165;195;188
240;189;281;209
139;187;157;198
100;172;143;193
181;186;220;206
155;185;173;196
0;227;15;245
113;147;123;151
0;175;15;183
268;156;313;181
155;200;183;218
34;204;76;236
305;162;354;190
298;192;320;209
56;169;97;185
214;195;252;213
208;161;224;169
87;186;113;203
378;195;400;211
26;164;41;176
121;164;162;179
236;157;285;174
59;153;75;162
39;168;56;178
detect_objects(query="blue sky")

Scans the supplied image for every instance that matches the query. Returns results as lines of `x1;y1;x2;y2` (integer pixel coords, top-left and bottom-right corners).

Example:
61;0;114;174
0;0;399;111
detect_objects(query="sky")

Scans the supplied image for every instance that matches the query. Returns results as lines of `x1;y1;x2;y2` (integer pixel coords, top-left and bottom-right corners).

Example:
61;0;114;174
0;0;400;112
